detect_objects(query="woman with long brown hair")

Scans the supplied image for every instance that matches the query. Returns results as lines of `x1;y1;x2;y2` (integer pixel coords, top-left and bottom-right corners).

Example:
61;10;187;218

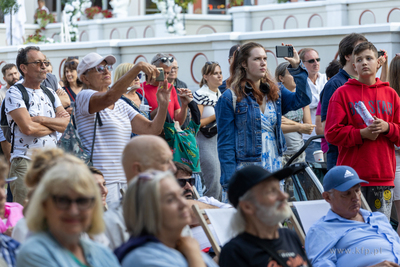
215;42;311;202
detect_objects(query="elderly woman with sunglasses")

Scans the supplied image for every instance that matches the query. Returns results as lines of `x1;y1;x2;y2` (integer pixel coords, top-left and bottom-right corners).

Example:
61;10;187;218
114;170;217;267
193;62;223;200
76;52;171;204
16;159;120;267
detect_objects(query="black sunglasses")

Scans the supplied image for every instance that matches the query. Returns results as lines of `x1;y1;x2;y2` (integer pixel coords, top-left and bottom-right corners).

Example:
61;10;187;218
65;61;77;67
67;56;79;60
52;195;95;210
177;178;195;188
306;58;320;64
157;57;174;64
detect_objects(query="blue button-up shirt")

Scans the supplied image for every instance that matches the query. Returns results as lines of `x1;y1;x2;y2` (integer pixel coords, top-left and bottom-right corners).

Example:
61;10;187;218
305;208;400;267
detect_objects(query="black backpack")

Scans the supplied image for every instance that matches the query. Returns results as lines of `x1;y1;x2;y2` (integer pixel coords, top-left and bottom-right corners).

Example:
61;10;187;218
0;84;56;152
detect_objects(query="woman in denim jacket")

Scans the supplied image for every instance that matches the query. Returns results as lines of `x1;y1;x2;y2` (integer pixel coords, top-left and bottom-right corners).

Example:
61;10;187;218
215;42;312;201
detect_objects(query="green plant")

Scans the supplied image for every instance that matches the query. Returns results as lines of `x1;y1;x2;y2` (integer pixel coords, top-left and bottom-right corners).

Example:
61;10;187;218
174;0;196;12
25;29;47;44
0;0;20;15
0;0;20;45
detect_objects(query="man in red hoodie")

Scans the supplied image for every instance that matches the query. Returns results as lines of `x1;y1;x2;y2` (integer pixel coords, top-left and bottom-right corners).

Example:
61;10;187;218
325;42;400;220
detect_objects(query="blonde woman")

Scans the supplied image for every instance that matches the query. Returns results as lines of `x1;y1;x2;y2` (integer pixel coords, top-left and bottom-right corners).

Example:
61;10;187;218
115;170;217;267
114;63;150;120
16;160;120;267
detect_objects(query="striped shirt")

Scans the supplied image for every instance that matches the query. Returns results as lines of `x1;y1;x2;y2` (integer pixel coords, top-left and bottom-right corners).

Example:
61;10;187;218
75;89;138;184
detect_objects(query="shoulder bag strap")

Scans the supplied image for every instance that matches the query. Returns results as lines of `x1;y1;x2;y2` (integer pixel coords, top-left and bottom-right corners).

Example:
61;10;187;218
89;113;100;164
241;234;290;267
12;84;30;154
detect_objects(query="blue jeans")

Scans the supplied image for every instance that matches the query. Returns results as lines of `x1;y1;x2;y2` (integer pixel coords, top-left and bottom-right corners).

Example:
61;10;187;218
304;140;321;163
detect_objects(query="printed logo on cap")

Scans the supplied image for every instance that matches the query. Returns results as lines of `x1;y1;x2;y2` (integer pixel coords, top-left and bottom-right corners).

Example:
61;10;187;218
344;170;354;178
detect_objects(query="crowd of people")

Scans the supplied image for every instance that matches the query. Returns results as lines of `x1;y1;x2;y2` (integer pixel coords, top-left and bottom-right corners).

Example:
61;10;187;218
0;31;399;266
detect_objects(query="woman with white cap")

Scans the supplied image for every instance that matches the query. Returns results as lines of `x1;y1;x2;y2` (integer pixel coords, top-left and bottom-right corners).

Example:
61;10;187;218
75;52;171;204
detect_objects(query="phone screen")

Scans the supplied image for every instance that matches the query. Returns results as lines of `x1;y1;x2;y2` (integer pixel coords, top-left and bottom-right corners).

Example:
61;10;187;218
276;46;294;58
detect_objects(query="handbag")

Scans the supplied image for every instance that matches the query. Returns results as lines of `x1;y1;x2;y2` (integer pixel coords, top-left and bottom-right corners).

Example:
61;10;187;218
57;105;102;166
199;120;217;138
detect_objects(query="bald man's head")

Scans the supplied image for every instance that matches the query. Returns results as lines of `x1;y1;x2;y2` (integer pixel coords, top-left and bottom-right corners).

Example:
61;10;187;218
122;136;176;182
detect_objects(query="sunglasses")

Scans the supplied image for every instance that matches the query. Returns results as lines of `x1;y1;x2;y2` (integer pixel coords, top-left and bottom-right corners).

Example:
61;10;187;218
85;64;113;75
205;61;219;66
157;57;174;64
25;60;50;67
65;61;77;67
305;58;321;64
52;195;95;210
67;56;79;60
177;178;195;188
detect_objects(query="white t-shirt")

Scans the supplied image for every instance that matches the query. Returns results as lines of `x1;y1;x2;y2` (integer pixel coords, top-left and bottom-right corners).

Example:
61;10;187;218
75;89;138;184
303;73;327;141
5;86;62;161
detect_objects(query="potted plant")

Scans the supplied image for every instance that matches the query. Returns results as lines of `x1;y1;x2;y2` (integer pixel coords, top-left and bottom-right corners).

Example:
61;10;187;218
101;9;113;18
36;10;55;28
25;29;46;44
85;6;102;19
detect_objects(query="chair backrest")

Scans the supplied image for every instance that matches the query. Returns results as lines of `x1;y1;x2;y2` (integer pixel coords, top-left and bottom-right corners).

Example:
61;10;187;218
289;197;372;245
204;208;236;246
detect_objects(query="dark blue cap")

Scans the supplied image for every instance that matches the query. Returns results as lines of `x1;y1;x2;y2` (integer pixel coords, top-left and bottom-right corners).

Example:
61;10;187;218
323;166;368;192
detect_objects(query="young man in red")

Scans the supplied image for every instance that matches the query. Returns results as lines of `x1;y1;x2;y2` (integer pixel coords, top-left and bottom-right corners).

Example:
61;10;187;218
325;42;400;219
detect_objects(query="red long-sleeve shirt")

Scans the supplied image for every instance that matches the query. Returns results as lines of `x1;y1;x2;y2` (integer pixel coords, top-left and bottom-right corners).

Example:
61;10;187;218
325;78;400;186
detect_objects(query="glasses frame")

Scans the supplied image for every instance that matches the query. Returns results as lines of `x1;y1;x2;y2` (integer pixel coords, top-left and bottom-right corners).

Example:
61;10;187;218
305;58;321;64
156;57;174;64
24;60;51;67
177;178;195;188
51;195;95;211
84;64;113;75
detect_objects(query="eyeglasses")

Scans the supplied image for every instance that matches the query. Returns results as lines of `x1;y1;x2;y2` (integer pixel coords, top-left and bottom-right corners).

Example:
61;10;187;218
155;57;174;64
24;60;50;67
84;64;113;75
205;61;219;66
67;56;78;60
177;178;195;188
52;195;95;210
305;58;321;64
171;67;179;71
65;61;77;67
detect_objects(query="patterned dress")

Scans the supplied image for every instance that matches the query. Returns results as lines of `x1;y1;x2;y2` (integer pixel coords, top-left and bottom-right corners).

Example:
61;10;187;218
237;100;282;172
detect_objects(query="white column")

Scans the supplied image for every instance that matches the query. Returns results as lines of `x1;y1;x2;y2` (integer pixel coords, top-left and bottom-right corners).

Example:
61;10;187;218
231;8;252;32
325;0;348;27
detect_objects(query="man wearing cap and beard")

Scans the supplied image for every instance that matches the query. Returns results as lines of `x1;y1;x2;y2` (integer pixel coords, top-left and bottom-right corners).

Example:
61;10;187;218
219;165;311;267
306;166;400;267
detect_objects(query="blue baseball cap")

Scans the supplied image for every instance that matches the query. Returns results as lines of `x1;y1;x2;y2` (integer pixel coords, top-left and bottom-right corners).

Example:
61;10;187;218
323;166;368;192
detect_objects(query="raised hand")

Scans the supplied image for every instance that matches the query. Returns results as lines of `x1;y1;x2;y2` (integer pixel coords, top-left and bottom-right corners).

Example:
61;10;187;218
282;42;300;69
156;79;173;107
135;62;159;84
377;50;387;70
177;88;193;106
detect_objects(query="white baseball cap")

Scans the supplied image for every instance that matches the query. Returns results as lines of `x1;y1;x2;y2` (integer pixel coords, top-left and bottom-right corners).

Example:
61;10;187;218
77;52;116;80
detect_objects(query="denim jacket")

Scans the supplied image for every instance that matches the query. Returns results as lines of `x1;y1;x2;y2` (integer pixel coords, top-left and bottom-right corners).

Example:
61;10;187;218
215;63;311;189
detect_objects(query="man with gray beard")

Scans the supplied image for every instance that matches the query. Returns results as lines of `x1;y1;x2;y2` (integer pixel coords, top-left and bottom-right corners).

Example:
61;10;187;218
219;165;311;267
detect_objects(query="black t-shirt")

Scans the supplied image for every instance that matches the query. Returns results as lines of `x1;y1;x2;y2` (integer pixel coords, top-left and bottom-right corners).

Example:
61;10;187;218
219;229;311;267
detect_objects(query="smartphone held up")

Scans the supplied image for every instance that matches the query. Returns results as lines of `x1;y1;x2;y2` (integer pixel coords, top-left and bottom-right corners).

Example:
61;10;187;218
276;46;294;58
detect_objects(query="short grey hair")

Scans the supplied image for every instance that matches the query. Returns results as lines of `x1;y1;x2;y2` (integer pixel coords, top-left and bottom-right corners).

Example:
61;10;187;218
123;170;175;236
151;53;173;67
